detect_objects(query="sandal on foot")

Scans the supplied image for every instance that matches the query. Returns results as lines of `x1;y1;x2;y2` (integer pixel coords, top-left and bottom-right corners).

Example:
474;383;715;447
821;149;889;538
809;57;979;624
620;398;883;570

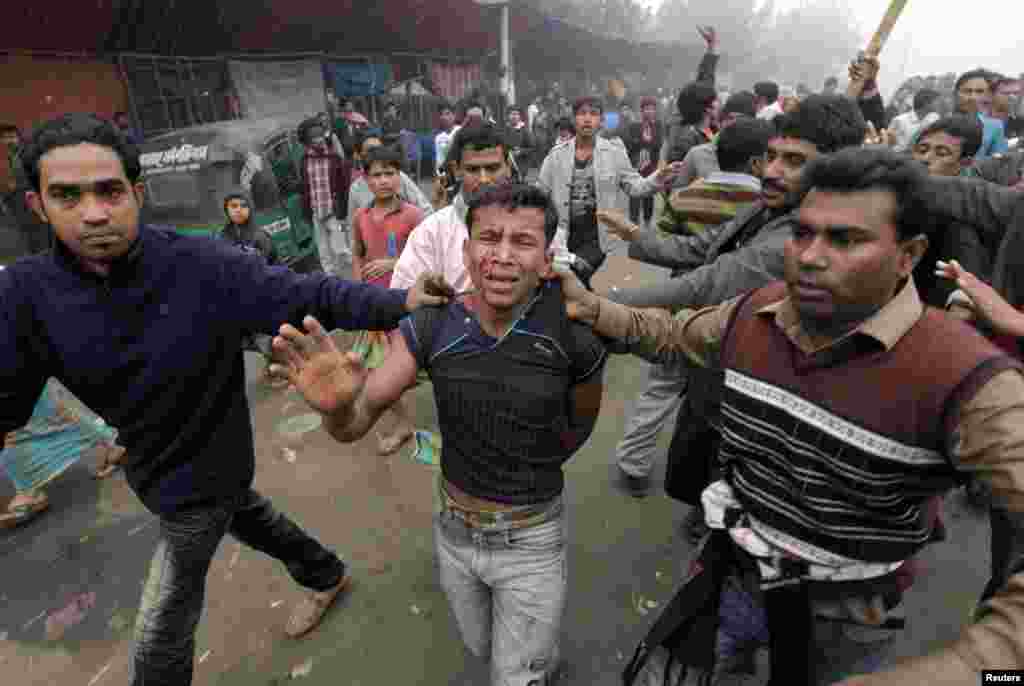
285;574;351;638
0;495;50;529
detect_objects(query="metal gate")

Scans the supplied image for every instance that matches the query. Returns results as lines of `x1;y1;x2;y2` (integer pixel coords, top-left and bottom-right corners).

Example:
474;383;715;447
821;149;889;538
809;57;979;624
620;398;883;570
118;54;239;139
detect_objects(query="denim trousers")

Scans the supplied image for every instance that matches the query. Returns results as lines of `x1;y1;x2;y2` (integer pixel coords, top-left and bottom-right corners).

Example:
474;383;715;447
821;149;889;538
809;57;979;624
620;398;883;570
434;499;568;686
130;489;345;685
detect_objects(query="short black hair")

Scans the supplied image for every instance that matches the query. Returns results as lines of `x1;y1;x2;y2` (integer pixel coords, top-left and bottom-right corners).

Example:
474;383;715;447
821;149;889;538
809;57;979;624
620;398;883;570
354;129;384;154
463;101;485;114
438;103;455;115
20;113;140;192
722;91;758;118
465;183;559;245
772;94;866;154
573;96;603;115
676;81;717;125
913;88;941;113
0;123;20;138
916;115;984;159
364;144;404;172
448;124;507;166
754;81;780;102
798;147;936;242
716;118;774;173
554;117;575;136
297;117;326;144
955;68;996;93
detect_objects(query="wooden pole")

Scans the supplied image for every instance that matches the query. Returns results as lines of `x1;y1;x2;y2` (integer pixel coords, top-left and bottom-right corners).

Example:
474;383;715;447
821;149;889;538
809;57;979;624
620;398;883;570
865;0;910;58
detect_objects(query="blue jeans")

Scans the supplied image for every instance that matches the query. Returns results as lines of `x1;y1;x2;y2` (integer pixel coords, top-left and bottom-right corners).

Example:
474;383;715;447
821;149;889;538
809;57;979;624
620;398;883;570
130;489;345;685
434;499;568;686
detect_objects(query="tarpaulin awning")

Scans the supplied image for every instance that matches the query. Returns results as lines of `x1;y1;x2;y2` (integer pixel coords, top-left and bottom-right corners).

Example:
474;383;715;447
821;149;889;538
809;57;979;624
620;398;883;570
323;62;394;98
229;59;327;120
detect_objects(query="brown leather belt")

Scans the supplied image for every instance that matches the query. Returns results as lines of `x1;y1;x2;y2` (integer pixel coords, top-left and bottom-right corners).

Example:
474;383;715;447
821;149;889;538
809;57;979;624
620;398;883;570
440;484;557;530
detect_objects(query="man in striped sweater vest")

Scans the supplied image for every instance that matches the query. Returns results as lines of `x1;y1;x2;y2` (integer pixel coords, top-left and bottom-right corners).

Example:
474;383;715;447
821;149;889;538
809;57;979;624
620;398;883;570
598;100;867;505
563;148;1024;684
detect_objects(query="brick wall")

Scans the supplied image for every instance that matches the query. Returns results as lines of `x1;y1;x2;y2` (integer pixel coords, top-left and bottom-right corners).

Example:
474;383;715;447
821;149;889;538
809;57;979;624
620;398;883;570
0;54;130;134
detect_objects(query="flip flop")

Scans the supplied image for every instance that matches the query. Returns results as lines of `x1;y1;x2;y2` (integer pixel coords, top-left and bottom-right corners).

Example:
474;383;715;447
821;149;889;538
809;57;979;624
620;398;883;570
0;496;50;529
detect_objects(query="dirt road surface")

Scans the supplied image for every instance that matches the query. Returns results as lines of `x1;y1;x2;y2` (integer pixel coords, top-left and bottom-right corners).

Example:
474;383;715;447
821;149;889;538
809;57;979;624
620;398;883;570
0;252;991;685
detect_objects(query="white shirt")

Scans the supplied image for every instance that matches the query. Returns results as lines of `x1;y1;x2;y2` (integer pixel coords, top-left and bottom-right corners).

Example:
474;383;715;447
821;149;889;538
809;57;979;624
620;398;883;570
528;103;540;130
391;196;472;294
756;101;783;121
889;110;940;153
434;126;461;174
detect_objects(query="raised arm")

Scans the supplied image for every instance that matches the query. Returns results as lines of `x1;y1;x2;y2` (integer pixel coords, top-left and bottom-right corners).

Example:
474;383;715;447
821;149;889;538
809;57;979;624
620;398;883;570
695;25;719;84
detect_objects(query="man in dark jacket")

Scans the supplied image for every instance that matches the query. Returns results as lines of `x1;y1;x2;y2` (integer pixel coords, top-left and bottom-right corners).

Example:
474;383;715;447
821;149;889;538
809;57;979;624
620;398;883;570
909;115;993;308
623;96;664;226
504;105;535;177
2;113;450;686
661;26;720;164
608;96;867;535
299;117;352;276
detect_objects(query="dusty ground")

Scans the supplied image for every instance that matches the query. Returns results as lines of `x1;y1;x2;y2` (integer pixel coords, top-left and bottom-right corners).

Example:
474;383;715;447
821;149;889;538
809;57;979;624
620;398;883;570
0;252;992;685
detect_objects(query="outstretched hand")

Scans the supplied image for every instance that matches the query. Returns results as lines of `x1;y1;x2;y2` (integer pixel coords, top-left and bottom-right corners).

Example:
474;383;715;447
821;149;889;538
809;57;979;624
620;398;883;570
697;25;718;51
597;209;640;242
654;161;685;188
936;259;1024;336
269;316;368;415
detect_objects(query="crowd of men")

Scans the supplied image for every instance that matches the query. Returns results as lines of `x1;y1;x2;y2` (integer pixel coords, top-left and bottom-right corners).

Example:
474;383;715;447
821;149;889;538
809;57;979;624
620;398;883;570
5;20;1024;686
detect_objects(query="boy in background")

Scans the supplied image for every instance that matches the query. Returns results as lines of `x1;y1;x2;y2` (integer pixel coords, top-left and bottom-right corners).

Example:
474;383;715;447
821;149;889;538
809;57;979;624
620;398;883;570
350;146;425;454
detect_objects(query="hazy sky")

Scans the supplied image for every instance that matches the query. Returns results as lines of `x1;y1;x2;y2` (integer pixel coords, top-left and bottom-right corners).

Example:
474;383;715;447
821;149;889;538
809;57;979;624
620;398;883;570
803;0;1023;80
648;0;1023;93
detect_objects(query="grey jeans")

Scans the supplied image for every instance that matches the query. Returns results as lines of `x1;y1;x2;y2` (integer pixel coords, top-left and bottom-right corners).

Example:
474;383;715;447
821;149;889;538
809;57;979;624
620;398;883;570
130;490;345;685
616;360;688;478
434;499;568;686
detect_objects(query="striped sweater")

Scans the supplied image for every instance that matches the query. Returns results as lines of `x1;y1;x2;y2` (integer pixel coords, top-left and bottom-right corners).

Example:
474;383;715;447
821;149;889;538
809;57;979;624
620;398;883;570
657;172;761;237
718;282;1020;563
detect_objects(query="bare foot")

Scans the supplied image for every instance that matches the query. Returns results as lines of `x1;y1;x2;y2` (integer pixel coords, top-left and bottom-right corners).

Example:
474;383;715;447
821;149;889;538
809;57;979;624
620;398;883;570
377;430;414;456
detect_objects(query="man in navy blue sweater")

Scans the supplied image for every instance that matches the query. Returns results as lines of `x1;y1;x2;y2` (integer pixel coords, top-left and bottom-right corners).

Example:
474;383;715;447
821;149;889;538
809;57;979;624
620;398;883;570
0;114;451;685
